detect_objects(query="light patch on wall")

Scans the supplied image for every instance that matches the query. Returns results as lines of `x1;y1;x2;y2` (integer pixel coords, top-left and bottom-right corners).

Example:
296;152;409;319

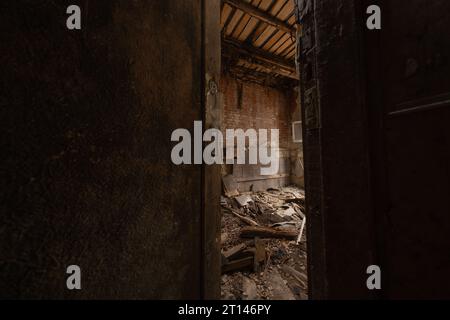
292;121;303;143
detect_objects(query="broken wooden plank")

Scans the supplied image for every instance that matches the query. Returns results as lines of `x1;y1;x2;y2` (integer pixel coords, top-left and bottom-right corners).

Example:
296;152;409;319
235;194;253;207
222;256;254;273
254;237;266;272
281;265;308;288
222;174;239;197
270;221;297;228
254;238;266;263
240;226;298;240
285;197;305;206
222;243;247;261
296;216;306;245
225;208;259;227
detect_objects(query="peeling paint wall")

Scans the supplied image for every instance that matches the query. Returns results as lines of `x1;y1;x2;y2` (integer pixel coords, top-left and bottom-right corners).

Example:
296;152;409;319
0;0;203;299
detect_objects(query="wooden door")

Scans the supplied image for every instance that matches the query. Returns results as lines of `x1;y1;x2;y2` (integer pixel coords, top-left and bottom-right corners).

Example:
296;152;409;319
298;0;450;299
367;0;450;299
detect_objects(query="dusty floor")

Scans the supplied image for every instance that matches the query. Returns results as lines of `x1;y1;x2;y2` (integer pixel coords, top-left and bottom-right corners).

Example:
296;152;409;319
221;186;308;300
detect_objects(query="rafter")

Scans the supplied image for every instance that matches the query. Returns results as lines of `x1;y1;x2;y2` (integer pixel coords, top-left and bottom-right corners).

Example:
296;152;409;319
222;37;298;79
223;0;296;34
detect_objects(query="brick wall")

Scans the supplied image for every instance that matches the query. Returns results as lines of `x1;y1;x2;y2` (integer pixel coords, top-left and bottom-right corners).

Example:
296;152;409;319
221;75;292;148
220;74;303;191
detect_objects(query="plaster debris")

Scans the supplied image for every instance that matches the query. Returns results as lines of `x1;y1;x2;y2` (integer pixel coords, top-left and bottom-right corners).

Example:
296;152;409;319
242;276;260;300
221;186;308;300
235;195;254;207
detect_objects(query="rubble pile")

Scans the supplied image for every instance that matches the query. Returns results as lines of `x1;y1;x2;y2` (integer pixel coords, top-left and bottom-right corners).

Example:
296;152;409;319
221;186;308;300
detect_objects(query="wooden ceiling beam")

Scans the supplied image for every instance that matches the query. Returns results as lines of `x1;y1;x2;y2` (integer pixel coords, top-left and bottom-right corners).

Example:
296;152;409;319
235;58;299;80
223;37;297;76
227;65;296;88
223;0;296;34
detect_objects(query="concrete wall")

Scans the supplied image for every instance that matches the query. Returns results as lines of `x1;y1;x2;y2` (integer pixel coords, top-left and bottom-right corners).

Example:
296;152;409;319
0;0;203;299
220;74;303;191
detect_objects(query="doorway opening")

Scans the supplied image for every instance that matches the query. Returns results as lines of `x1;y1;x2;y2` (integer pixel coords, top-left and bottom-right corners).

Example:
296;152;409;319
218;0;307;300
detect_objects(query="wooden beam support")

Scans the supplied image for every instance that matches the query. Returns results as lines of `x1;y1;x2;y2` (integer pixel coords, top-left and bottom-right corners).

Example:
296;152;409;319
234;58;299;80
224;0;295;34
203;0;222;300
227;65;283;86
240;226;299;240
223;37;297;74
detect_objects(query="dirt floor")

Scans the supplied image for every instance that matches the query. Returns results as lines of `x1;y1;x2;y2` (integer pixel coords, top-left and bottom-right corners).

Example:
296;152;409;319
221;186;308;300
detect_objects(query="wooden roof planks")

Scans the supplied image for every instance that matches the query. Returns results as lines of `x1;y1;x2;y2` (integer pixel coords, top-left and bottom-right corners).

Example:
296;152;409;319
221;0;300;86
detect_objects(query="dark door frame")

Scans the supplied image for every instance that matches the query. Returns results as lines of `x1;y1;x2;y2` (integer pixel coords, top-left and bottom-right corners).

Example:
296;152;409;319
205;0;375;299
202;0;222;300
296;0;378;299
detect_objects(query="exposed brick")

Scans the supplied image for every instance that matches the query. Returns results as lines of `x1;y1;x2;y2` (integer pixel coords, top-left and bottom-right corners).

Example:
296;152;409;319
220;75;295;148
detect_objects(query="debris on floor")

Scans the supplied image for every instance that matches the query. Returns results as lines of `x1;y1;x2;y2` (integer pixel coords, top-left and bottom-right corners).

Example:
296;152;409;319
221;186;308;300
